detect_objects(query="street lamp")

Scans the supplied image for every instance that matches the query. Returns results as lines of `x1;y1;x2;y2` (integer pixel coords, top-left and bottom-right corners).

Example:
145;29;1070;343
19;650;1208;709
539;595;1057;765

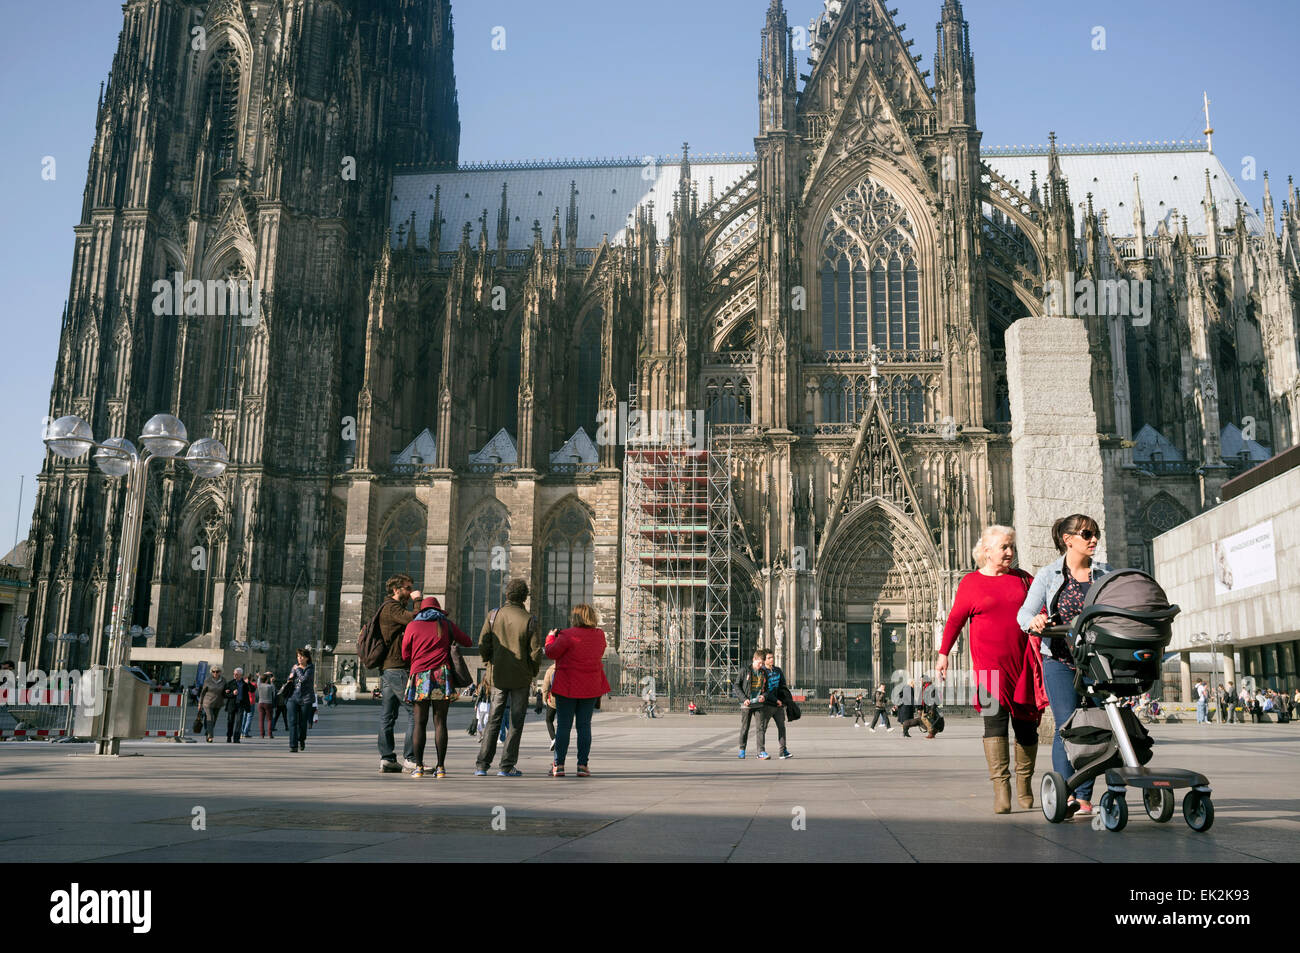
44;413;228;754
1190;631;1232;725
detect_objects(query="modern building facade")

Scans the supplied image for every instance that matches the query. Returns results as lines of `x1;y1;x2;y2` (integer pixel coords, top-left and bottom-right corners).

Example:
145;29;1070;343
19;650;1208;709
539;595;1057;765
26;0;1300;697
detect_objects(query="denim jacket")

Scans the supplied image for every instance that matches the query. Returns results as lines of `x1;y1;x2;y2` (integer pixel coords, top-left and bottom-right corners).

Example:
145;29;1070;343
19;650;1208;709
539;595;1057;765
1016;556;1113;656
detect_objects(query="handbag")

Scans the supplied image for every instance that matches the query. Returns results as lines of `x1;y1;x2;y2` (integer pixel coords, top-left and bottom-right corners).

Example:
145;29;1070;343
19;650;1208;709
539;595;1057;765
786;698;802;721
192;713;205;734
448;641;473;689
278;675;296;701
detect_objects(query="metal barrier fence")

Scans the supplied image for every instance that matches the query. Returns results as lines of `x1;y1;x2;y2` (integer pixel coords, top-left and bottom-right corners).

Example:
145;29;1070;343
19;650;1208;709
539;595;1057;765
0;690;73;739
143;692;188;739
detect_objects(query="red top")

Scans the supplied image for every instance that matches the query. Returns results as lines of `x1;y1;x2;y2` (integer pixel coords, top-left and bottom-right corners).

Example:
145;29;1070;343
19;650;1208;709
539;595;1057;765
940;569;1047;722
402;598;471;676
544;627;612;699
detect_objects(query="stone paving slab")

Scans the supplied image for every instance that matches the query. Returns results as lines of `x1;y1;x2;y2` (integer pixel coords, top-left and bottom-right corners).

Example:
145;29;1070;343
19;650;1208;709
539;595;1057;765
0;704;1295;862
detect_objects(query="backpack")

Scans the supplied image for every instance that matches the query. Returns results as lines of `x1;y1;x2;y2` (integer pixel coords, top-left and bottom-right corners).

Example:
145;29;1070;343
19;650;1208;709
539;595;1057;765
357;602;390;669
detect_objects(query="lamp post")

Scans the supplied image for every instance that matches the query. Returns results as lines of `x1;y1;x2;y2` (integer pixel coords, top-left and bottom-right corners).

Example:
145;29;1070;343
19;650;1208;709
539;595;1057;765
44;413;228;755
1190;631;1232;725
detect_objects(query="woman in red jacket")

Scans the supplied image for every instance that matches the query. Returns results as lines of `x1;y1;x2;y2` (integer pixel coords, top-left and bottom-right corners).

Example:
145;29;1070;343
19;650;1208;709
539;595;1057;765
936;525;1047;814
401;596;471;778
544;604;611;778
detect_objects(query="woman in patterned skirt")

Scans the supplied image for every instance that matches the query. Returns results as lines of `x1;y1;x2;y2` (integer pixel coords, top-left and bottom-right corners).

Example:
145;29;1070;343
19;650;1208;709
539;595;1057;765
401;596;471;778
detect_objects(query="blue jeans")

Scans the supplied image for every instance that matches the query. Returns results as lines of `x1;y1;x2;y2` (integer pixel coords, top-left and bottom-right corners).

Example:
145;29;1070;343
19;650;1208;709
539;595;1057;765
1041;658;1093;800
553;694;597;767
378;669;415;763
1196;700;1208;723
287;699;312;750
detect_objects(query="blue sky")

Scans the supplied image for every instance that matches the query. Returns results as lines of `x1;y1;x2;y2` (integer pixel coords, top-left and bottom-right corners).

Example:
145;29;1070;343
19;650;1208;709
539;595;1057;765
0;0;1296;553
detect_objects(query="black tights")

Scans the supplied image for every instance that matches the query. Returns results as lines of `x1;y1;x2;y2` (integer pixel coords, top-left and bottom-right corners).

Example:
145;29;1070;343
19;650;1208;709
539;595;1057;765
412;699;451;767
982;707;1039;746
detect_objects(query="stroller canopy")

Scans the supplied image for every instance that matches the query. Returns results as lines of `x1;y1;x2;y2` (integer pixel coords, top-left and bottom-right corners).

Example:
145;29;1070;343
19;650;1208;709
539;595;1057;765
1082;569;1176;639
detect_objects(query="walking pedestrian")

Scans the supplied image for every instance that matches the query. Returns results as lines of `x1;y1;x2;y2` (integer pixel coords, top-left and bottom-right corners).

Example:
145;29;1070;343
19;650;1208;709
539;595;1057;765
1193;679;1208;723
1020;515;1110;818
868;683;893;732
544;604;611;778
852;692;865;727
734;649;768;758
223;667;251;743
241;676;256;738
1225;681;1238;723
198;665;225;742
256;673;275;738
401;596;471;778
474;578;543;777
287;648;315;753
760;649;793;759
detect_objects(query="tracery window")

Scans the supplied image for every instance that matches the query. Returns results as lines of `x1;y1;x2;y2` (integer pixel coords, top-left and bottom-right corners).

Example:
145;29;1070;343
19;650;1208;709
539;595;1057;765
211;258;251;411
820;177;921;352
379;502;425;606
205;46;241;173
541;504;594;633
459;507;510;642
574;309;602;437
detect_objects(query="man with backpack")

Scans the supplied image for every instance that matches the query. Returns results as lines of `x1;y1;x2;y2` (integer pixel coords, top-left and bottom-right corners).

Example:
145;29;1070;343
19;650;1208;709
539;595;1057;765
474;579;543;777
375;574;421;774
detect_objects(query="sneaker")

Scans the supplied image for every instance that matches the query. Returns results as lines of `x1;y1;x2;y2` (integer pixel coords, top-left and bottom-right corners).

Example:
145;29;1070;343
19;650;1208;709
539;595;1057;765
887;727;896;732
779;749;793;760
380;760;402;774
549;764;565;777
758;751;771;760
400;758;418;771
434;766;446;779
738;748;746;759
498;768;522;777
410;766;425;778
473;769;488;776
869;727;877;732
576;765;590;777
854;723;860;728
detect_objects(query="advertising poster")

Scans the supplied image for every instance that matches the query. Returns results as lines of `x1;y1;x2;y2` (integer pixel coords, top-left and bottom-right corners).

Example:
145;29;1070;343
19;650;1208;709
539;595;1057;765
1212;520;1277;595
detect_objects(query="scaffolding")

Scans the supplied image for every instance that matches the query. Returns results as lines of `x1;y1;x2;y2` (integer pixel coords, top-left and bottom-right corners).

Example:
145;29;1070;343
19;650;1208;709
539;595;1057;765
619;397;735;703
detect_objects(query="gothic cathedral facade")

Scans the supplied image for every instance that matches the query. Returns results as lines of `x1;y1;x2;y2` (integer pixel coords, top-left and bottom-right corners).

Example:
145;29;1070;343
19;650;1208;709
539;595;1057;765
27;0;1300;698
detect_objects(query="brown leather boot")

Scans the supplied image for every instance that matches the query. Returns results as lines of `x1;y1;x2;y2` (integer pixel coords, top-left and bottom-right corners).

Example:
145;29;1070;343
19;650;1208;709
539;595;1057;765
983;737;1012;814
1014;743;1037;809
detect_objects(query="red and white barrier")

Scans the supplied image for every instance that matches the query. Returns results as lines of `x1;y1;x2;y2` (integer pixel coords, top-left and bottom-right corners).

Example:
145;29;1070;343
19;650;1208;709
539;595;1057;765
0;690;72;705
0;728;68;738
147;692;183;707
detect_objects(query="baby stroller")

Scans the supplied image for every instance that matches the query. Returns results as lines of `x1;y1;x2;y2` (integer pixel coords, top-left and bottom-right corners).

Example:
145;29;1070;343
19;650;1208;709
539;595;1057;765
1040;569;1214;833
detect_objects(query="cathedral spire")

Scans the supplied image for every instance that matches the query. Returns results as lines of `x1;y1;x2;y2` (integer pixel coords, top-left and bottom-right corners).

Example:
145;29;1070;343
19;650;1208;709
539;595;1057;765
496;181;510;255
1262;171;1276;241
758;0;797;133
1133;173;1147;259
1203;169;1220;256
935;0;976;126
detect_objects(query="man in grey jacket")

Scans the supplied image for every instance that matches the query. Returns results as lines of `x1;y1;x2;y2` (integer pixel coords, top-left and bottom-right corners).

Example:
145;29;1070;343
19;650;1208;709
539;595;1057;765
474;579;543;777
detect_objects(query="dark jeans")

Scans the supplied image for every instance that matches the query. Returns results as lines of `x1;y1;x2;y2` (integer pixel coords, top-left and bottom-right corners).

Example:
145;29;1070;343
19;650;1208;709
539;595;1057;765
226;707;246;742
273;704;288;730
476;687;529;772
287;698;311;750
378;668;415;763
1042;657;1093;800
868;708;891;729
738;703;760;748
545;706;556;740
553;694;596;767
760;706;787;749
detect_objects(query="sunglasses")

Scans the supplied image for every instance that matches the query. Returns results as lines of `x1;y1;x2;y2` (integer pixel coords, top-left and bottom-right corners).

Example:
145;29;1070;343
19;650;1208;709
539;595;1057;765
1072;530;1100;541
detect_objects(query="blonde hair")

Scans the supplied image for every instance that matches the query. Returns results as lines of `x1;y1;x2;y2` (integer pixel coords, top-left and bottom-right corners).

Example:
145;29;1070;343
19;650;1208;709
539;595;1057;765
570;604;600;628
973;525;1016;568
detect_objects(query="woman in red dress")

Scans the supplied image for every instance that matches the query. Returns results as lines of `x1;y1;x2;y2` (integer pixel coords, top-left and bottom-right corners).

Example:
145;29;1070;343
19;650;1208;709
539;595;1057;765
936;526;1047;814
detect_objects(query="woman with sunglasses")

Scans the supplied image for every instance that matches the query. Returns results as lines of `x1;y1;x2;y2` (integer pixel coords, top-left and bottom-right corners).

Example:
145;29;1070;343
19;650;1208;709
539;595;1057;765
1017;513;1112;818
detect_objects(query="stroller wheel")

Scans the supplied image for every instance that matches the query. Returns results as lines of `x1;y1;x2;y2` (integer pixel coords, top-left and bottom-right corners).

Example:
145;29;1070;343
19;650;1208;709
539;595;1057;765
1182;791;1215;833
1143;787;1176;823
1099;791;1128;832
1041;772;1070;823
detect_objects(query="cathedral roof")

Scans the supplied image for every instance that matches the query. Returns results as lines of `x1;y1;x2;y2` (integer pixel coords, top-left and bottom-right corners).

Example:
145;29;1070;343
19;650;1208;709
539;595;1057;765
984;145;1266;239
392;156;754;252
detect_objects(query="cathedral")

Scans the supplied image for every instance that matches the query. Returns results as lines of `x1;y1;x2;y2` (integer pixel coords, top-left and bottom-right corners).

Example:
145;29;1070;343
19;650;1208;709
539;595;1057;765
25;0;1300;700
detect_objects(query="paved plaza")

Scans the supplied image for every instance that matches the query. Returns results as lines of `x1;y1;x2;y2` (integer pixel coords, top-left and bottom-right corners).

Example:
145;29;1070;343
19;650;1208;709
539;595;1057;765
0;705;1296;863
